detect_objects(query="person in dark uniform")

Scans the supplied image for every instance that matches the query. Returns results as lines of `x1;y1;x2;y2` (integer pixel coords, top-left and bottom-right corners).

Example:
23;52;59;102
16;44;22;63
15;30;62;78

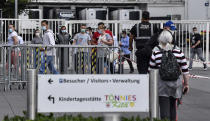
129;11;155;74
56;26;71;74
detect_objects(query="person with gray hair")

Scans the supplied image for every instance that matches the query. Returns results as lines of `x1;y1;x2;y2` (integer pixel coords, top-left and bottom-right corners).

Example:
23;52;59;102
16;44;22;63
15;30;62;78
150;30;190;121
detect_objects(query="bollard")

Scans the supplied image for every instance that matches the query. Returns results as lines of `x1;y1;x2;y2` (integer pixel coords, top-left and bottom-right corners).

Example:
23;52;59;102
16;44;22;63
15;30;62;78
149;69;159;121
27;69;37;120
104;113;120;121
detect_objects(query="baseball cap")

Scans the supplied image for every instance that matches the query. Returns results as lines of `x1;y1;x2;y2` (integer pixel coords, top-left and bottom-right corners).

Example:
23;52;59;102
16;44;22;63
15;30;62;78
164;20;176;31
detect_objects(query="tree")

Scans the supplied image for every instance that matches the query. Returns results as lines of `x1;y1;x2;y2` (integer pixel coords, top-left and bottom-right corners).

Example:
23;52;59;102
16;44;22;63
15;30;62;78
1;0;29;18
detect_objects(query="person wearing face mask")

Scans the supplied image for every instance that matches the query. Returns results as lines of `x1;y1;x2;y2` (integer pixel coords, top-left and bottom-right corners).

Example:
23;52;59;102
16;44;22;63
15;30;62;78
119;31;134;73
92;22;113;45
73;24;91;46
189;27;207;70
31;29;43;69
39;20;58;74
32;29;43;44
56;26;71;74
86;27;93;40
73;24;91;74
97;27;114;74
6;24;20;76
8;24;19;45
90;22;113;74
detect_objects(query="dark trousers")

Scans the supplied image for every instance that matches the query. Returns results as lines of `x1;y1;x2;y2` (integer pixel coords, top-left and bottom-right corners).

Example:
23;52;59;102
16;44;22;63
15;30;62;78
159;96;177;121
136;50;150;74
60;48;68;74
110;62;114;74
122;54;134;71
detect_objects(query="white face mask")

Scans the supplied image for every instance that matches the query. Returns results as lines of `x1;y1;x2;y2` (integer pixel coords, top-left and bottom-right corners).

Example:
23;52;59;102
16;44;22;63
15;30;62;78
35;33;40;36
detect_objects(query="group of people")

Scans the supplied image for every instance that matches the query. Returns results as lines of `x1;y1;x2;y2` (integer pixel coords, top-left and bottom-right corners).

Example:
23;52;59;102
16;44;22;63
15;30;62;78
7;10;209;121
72;22;134;74
7;20;135;74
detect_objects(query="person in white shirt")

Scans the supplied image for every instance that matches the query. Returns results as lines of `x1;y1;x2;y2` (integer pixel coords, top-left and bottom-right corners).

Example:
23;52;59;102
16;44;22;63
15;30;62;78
39;20;58;74
6;24;20;74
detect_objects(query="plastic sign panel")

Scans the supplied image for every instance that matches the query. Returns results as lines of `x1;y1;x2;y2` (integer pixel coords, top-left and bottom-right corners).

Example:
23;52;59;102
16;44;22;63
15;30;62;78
38;74;149;112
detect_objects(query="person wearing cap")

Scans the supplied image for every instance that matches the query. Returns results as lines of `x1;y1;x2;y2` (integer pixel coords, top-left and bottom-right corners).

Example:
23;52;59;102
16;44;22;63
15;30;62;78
129;11;155;74
163;20;177;45
189;27;207;70
164;20;176;34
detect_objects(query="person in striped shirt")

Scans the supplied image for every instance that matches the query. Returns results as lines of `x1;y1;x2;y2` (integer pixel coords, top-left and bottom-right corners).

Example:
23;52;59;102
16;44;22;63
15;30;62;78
149;30;190;121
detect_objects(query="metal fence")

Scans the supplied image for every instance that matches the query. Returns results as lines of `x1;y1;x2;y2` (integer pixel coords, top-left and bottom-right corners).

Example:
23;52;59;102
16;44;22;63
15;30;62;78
0;44;123;91
0;19;210;91
1;19;210;62
29;0;184;3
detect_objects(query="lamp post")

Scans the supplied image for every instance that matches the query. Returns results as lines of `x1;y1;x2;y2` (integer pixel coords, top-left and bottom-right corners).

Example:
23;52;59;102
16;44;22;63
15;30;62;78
15;0;18;18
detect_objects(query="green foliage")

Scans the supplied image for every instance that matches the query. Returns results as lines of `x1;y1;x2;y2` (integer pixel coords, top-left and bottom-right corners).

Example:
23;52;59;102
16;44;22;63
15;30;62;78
1;0;29;18
121;116;170;121
3;113;103;121
3;113;170;121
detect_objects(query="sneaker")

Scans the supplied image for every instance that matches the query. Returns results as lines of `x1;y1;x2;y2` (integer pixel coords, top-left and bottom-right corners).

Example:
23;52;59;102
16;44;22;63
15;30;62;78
204;64;208;71
188;68;192;71
129;70;134;73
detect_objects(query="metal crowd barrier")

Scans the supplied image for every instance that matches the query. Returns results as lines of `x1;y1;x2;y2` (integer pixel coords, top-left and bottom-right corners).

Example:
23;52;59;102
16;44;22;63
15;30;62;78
0;44;123;91
1;19;210;62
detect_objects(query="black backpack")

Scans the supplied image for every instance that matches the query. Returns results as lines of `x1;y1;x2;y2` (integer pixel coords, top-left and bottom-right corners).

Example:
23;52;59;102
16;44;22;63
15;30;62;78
157;45;181;81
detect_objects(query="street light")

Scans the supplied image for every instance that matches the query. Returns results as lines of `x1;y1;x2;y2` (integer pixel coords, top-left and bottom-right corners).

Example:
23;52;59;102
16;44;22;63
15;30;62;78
15;0;18;18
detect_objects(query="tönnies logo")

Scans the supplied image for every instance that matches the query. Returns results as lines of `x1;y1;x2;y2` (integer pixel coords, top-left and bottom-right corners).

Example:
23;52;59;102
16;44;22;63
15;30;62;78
105;94;136;108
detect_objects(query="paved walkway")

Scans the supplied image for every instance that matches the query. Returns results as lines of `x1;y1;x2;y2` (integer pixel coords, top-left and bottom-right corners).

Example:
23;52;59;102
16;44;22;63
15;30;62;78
0;89;26;120
0;68;210;121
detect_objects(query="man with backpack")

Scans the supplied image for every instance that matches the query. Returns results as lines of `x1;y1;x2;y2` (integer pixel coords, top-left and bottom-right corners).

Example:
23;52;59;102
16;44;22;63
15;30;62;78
189;27;207;70
150;30;189;121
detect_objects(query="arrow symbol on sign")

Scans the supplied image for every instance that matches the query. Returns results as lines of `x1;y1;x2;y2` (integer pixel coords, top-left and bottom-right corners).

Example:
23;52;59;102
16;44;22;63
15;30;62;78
48;95;55;104
48;79;53;84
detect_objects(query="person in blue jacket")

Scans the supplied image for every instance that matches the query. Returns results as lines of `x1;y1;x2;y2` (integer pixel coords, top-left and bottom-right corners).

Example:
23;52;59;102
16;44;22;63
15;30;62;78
119;31;134;73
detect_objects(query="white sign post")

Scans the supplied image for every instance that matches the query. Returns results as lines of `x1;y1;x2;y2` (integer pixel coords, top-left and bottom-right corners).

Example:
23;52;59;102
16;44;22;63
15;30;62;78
38;74;149;113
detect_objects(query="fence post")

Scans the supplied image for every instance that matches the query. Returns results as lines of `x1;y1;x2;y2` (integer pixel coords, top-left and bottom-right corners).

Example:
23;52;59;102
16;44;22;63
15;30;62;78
206;22;209;62
149;69;159;121
104;113;120;121
27;69;37;120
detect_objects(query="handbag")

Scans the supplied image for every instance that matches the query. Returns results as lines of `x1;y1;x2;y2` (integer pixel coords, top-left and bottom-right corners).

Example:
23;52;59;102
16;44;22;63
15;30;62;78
109;50;119;62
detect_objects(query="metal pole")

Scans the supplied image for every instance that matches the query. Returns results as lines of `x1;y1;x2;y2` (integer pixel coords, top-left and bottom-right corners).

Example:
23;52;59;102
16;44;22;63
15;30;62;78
27;69;37;120
15;0;18;19
104;113;120;121
206;22;209;62
149;69;159;121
